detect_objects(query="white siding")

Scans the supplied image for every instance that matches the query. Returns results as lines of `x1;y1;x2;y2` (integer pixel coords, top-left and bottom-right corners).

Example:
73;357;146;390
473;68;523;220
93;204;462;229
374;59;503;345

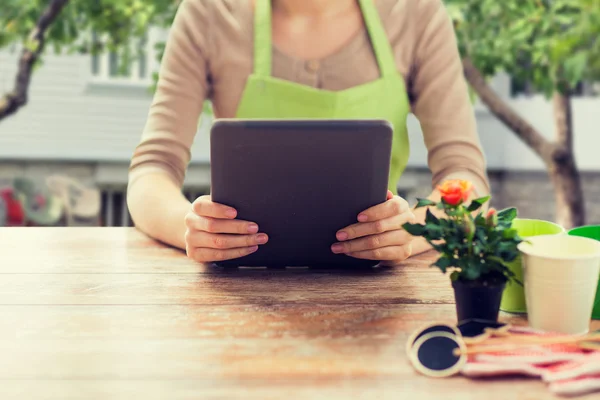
0;49;211;163
1;50;599;171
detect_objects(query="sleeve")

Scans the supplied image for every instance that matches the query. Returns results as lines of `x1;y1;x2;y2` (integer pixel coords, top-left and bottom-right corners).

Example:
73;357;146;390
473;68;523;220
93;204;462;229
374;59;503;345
128;0;211;189
408;0;490;197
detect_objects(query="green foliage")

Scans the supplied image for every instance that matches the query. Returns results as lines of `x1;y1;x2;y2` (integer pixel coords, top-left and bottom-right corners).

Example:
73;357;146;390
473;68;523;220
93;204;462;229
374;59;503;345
1;1;179;55
445;0;600;96
1;0;179;86
403;181;523;285
0;0;215;116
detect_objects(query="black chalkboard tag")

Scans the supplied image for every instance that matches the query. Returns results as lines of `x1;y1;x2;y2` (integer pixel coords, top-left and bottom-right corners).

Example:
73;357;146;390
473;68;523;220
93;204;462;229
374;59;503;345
405;323;461;357
409;332;467;378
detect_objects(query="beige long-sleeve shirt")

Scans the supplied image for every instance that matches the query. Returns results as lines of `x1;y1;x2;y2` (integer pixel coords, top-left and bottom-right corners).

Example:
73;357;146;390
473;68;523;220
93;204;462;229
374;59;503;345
128;0;490;196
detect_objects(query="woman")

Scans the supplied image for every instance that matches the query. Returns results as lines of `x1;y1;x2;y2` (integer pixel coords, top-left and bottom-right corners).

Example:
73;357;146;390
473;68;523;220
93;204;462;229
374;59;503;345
127;0;489;265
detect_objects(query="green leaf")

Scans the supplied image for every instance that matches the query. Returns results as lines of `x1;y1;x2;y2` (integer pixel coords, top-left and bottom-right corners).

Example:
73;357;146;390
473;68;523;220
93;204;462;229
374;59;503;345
474;212;486;226
402;223;425;236
415;198;437;208
463;267;481;281
450;270;460;281
425;208;440;224
428;241;446;254
495;241;520;262
502;251;520;263
467;195;491;212
512;276;524;286
563;52;588;88
487;255;510;267
425;224;444;241
433;256;453;273
497;207;517;222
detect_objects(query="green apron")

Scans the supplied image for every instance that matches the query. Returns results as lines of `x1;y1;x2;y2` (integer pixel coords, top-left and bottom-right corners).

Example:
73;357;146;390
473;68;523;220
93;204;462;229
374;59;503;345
235;0;410;194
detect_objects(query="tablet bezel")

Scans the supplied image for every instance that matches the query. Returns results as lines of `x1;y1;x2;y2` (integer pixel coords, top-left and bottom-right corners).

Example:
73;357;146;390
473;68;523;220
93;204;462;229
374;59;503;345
209;119;394;268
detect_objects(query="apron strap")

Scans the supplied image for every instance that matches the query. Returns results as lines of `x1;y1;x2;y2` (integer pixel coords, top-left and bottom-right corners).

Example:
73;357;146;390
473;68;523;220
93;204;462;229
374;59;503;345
253;0;396;78
253;0;273;77
358;0;397;78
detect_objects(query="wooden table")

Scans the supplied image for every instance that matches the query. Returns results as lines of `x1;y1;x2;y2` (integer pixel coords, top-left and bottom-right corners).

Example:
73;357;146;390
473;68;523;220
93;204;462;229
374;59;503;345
1;227;598;399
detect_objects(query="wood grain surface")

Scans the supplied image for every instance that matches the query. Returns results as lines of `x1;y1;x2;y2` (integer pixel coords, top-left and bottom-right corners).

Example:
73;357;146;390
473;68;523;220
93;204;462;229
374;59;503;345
0;227;598;400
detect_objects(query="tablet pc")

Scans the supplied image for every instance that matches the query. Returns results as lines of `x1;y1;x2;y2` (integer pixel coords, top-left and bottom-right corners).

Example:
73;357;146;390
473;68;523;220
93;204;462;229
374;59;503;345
209;119;393;268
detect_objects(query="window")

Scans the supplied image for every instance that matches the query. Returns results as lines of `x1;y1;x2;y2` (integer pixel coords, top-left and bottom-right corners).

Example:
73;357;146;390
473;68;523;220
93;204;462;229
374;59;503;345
90;29;161;86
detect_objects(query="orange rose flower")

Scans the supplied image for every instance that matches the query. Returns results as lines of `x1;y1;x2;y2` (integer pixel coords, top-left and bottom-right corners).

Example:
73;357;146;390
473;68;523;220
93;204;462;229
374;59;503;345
437;179;473;206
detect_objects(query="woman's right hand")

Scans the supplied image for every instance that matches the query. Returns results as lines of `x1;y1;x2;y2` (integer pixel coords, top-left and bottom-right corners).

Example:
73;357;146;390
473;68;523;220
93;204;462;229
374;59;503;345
184;195;268;263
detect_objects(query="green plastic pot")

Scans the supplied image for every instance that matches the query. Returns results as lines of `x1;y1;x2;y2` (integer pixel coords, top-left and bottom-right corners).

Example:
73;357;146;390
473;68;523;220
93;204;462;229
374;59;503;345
568;225;600;320
500;218;566;314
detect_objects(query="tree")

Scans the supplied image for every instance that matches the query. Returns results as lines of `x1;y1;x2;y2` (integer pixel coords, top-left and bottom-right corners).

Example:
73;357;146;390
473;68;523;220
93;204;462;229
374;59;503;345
446;0;600;229
0;0;179;120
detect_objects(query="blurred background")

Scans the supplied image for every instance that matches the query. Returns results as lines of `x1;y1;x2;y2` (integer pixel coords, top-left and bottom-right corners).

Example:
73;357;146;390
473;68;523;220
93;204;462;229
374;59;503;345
0;0;598;230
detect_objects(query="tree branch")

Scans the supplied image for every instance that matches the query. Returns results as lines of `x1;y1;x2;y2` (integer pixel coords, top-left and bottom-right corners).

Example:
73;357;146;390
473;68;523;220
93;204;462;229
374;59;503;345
0;0;70;121
462;58;555;163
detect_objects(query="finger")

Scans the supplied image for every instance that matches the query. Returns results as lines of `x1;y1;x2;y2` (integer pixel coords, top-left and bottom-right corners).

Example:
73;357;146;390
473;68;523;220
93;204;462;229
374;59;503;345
331;230;410;254
187;245;259;263
386;190;394;200
357;196;409;222
346;243;413;261
186;230;268;249
186;214;259;234
192;196;237;219
337;211;415;241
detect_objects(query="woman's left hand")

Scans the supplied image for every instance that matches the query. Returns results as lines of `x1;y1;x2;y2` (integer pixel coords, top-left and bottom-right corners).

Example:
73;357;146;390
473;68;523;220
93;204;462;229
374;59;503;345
331;190;416;266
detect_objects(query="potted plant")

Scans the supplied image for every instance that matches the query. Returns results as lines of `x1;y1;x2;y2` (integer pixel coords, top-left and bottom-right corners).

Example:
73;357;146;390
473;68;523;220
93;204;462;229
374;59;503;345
402;179;523;323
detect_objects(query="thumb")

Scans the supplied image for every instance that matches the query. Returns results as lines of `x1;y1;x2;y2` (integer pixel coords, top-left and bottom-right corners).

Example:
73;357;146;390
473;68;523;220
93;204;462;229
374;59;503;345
386;190;394;200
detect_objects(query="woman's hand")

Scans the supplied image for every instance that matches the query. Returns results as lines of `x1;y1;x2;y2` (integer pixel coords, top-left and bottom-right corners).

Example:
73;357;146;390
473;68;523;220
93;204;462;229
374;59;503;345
331;191;416;266
184;195;269;263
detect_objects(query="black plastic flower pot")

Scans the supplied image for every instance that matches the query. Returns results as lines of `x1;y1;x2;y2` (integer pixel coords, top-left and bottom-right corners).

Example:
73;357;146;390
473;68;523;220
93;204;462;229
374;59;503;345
451;279;506;323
